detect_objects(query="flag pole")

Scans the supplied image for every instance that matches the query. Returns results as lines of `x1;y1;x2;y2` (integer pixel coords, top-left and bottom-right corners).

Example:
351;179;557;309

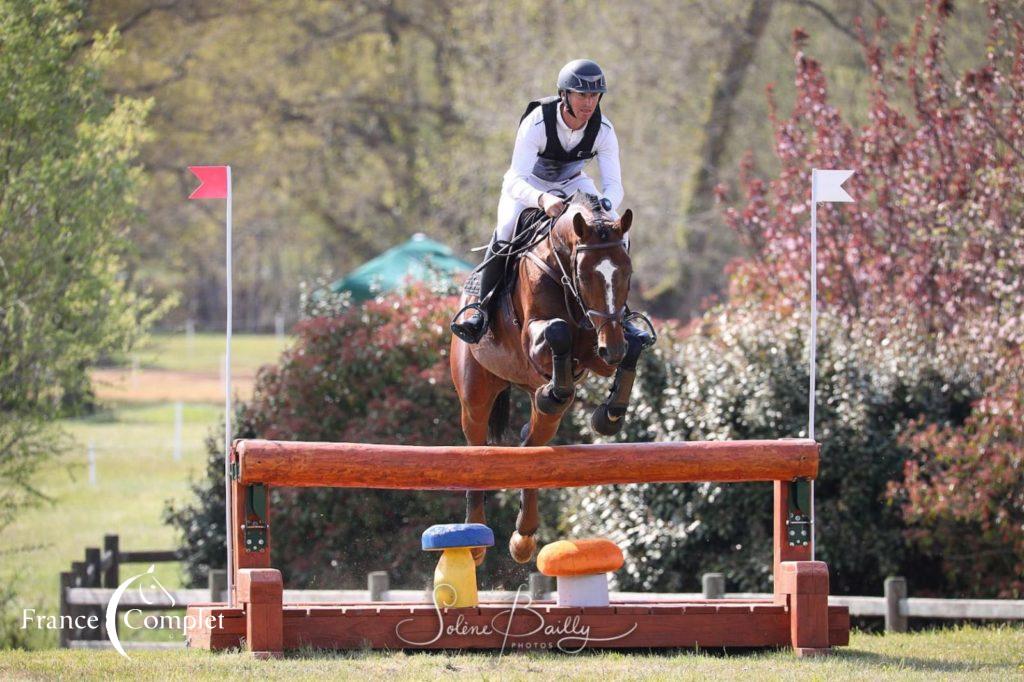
224;166;234;605
809;170;818;443
809;168;818;561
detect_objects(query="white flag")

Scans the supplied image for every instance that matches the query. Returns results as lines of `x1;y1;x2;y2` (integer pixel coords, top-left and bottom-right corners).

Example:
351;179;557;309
813;169;854;203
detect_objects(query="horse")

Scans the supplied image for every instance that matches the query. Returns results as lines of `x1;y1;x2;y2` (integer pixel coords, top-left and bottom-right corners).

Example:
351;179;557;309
450;191;648;564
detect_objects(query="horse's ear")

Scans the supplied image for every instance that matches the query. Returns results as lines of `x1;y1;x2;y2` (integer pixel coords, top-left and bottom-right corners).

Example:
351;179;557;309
572;212;588;239
619;209;633;234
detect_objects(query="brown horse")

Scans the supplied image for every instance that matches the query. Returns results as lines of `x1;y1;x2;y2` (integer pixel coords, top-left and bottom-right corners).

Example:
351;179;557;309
450;191;644;564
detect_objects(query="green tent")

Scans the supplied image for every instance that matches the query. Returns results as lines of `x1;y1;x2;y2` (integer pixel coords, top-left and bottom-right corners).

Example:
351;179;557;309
328;233;474;303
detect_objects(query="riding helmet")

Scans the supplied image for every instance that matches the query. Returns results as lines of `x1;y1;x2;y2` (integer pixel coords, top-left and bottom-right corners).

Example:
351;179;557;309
557;59;607;94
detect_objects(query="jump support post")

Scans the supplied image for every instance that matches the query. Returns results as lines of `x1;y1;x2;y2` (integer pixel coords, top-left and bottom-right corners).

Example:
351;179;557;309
186;438;849;656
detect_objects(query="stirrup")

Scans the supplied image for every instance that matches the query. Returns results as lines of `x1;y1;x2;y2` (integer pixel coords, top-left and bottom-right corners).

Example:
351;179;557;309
624;310;657;349
451;301;489;343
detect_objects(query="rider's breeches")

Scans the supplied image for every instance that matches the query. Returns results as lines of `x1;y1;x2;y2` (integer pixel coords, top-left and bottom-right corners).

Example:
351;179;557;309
494;175;626;247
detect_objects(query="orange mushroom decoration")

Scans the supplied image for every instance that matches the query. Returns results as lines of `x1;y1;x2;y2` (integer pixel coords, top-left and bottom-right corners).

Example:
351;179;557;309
536;538;624;607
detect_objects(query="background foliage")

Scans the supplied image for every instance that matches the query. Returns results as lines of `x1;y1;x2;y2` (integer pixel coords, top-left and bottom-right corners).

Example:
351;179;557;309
166;286;582;589
169;1;1024;598
0;0;159;532
83;0;1000;328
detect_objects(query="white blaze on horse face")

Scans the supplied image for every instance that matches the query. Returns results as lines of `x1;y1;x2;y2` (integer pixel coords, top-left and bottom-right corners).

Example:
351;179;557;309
595;258;617;313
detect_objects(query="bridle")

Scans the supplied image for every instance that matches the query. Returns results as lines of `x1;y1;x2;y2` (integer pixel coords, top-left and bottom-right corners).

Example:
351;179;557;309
526;216;628;335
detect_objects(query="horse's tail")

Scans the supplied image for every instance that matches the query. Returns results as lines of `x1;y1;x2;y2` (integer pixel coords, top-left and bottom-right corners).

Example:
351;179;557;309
487;386;512;445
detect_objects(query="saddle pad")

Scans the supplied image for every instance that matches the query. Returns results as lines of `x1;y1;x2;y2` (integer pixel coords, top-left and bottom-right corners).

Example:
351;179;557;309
461;208;545;299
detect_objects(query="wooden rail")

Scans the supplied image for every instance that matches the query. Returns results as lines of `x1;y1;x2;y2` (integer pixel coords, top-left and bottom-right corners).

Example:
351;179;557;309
234;438;820;489
59;534;187;648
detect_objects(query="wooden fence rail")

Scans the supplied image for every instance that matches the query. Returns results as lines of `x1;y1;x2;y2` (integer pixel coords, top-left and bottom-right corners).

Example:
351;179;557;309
58;534;183;647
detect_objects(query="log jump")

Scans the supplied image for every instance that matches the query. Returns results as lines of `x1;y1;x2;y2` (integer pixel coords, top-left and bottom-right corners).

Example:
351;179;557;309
186;438;849;657
233;438;820;488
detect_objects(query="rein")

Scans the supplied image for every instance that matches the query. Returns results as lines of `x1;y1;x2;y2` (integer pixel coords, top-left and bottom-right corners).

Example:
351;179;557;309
525;218;627;333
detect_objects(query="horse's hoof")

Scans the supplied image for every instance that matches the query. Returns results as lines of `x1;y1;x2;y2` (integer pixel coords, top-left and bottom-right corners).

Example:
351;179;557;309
590;403;624;436
509;531;537;564
471;546;487;566
535;384;572;415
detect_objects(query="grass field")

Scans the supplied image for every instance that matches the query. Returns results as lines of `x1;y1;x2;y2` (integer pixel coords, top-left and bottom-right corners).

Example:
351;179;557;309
1;626;1022;679
122;332;293;375
4;333;292;649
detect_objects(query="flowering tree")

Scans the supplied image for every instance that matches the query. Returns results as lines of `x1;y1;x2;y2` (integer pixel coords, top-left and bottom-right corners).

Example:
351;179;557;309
723;1;1024;366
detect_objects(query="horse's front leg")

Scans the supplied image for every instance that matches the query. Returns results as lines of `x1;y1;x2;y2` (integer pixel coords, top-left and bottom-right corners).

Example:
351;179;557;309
530;318;576;415
510;406;563;564
509;321;574;565
591;333;645;436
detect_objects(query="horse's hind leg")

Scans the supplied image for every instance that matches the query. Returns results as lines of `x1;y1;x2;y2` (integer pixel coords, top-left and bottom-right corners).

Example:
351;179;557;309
509;406;563;564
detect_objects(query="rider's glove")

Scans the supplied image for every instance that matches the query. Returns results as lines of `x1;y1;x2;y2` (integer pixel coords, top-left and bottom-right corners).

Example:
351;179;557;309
539;193;565;218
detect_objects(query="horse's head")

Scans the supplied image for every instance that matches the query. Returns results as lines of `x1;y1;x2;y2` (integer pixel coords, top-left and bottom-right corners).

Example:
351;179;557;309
567;196;633;365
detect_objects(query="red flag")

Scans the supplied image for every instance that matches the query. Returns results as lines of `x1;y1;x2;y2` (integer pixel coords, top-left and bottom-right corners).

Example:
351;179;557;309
188;165;229;199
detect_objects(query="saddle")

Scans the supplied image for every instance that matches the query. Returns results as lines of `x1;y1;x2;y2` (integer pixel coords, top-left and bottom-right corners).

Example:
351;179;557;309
461;207;546;301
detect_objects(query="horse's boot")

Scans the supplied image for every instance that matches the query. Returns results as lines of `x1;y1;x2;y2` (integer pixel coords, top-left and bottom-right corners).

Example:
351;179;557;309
451;240;508;344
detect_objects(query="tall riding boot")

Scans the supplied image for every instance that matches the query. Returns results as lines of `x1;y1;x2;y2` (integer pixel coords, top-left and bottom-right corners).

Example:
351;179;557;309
451;240;509;344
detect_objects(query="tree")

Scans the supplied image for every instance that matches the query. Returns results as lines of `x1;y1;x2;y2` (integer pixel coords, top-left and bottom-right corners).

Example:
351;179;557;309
645;0;776;317
723;2;1024;361
0;0;159;529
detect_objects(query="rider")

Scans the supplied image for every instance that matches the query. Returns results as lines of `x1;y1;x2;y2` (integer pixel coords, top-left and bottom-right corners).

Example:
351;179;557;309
452;58;639;345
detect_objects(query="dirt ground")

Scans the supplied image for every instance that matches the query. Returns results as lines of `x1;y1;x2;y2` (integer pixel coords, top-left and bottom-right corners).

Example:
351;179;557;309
89;368;258;403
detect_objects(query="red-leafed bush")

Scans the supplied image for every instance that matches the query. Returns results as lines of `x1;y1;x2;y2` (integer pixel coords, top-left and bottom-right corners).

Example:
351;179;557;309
892;355;1024;598
246;288;464;446
167;284;590;589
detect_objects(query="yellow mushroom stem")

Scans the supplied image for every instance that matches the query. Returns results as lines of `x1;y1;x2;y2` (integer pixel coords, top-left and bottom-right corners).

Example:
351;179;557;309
432;546;480;608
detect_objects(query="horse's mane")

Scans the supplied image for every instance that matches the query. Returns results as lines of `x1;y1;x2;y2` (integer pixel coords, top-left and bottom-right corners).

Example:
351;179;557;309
567;191;611;220
564;190;617;241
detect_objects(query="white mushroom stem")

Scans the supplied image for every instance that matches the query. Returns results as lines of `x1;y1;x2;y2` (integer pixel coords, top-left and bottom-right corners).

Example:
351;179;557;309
555;573;609;607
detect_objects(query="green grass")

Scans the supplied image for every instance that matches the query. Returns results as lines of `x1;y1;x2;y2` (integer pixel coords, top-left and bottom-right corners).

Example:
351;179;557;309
120;332;292;374
3;402;222;648
4;333;292;649
1;626;1022;679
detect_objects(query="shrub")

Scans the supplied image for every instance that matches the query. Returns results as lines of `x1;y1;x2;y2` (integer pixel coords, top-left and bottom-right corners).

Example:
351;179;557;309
722;3;1024;364
566;303;980;594
891;354;1024;598
167;286;577;589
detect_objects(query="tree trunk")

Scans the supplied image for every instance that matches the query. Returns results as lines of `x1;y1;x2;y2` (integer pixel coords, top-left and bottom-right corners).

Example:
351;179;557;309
646;0;775;317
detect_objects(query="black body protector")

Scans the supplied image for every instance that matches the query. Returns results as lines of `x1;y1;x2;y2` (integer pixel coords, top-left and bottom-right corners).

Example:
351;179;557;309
522;96;603;183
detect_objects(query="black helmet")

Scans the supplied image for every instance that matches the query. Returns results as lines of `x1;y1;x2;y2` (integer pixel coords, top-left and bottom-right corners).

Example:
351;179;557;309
557;59;607;94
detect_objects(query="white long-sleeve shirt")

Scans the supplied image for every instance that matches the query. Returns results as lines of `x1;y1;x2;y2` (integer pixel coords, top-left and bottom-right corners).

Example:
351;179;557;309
501;102;624;210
